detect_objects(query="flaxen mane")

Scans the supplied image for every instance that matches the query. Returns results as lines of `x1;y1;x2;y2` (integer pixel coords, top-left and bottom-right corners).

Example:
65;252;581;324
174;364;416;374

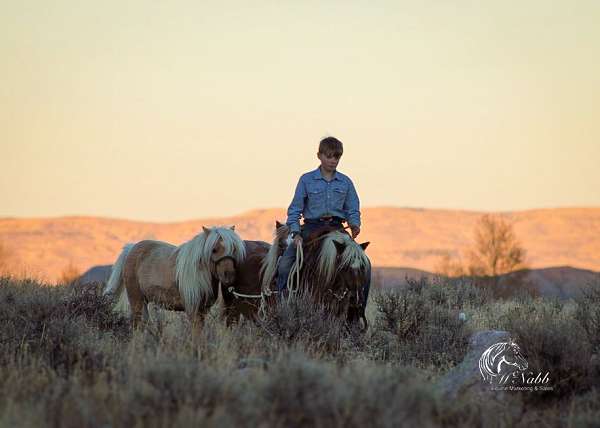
260;223;290;291
175;227;246;313
317;231;370;284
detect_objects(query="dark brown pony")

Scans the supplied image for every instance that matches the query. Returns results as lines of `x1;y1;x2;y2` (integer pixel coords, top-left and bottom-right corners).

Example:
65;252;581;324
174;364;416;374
221;221;289;324
224;222;371;329
104;226;246;330
296;227;370;328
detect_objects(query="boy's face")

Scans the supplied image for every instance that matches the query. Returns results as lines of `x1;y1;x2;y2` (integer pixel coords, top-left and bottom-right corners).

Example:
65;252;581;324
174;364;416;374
317;150;342;172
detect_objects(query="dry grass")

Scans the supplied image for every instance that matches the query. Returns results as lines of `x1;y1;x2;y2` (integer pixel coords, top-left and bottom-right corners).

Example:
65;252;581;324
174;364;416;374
1;275;599;427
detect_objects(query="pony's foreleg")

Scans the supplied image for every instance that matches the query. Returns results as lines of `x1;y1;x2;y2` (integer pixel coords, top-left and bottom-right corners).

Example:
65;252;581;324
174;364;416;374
129;299;146;329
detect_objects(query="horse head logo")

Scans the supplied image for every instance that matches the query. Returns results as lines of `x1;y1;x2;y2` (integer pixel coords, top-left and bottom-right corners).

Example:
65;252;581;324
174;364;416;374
479;338;529;384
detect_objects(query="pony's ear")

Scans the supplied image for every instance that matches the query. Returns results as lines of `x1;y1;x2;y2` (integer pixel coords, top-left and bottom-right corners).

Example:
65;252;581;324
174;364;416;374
275;220;283;228
230;225;235;231
359;242;370;251
202;226;210;235
333;241;345;254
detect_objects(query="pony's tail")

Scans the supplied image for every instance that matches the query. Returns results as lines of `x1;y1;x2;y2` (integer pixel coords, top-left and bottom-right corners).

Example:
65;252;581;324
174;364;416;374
104;243;135;315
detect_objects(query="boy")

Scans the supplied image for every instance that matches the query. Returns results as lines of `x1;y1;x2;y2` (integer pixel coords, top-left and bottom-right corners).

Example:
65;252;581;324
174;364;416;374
276;136;371;309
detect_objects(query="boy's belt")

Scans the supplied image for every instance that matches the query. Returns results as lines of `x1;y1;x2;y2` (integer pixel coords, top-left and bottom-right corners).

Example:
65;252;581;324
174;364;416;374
307;216;344;224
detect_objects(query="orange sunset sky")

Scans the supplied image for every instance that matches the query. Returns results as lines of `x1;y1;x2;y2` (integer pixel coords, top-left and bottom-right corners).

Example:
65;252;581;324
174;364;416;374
1;1;599;222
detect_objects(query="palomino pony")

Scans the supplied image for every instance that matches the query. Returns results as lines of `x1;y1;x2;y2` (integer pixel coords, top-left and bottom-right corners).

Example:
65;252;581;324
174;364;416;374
296;227;371;328
221;221;289;324
104;226;246;329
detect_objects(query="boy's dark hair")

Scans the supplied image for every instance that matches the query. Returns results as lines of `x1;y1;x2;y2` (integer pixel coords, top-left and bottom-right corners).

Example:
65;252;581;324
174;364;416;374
318;137;343;156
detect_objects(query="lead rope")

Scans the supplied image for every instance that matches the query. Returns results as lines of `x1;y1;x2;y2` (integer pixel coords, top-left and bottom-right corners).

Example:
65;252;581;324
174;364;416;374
286;242;304;303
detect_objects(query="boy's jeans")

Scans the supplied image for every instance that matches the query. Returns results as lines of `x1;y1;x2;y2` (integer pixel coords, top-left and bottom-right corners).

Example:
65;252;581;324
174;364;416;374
275;221;371;311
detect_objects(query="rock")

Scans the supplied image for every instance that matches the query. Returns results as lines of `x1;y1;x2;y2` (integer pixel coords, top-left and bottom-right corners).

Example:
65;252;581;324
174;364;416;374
437;330;513;401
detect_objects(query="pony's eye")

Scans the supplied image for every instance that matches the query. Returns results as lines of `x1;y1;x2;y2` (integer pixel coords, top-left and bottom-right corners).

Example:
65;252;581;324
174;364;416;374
212;248;217;254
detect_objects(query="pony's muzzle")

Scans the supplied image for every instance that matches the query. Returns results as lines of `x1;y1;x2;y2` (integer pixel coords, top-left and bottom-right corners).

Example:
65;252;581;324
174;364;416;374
220;270;236;285
215;256;237;286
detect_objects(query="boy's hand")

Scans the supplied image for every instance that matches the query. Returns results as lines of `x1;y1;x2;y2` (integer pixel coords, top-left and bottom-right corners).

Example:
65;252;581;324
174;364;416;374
293;234;303;247
350;225;360;239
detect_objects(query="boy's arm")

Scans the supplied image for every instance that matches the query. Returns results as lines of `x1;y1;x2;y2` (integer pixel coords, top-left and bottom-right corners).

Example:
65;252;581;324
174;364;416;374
286;177;306;234
344;178;361;228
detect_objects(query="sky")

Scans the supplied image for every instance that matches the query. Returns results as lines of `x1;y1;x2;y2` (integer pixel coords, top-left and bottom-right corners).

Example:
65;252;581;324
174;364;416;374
1;0;599;222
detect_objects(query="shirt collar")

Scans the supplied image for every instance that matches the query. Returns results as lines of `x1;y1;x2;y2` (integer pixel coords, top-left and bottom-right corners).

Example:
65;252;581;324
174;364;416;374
312;167;340;181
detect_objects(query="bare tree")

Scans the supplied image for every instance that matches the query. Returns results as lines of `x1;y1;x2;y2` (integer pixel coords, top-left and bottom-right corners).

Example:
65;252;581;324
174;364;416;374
467;214;527;282
434;214;530;296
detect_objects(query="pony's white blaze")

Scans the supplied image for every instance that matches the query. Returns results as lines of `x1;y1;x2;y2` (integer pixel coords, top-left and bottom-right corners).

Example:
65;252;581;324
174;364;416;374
317;231;370;284
175;226;246;314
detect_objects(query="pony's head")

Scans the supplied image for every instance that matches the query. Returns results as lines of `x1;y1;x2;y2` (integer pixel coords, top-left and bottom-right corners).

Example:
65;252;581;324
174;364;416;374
312;231;371;319
202;225;246;286
329;238;370;321
337;240;370;327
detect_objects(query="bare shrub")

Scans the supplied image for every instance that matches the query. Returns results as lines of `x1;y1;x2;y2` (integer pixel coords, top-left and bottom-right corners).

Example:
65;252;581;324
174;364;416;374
0;278;129;373
2;276;600;426
575;278;600;351
498;297;594;402
258;291;348;353
370;278;473;368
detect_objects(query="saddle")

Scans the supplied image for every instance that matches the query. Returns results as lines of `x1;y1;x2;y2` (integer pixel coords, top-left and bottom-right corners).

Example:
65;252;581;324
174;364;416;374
302;224;349;246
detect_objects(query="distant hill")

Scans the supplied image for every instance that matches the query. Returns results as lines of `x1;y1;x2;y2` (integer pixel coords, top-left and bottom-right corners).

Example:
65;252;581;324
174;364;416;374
1;207;599;283
370;265;599;299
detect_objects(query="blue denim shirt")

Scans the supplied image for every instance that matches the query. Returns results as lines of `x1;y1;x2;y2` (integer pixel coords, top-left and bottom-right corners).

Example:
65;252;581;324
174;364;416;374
286;167;361;233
